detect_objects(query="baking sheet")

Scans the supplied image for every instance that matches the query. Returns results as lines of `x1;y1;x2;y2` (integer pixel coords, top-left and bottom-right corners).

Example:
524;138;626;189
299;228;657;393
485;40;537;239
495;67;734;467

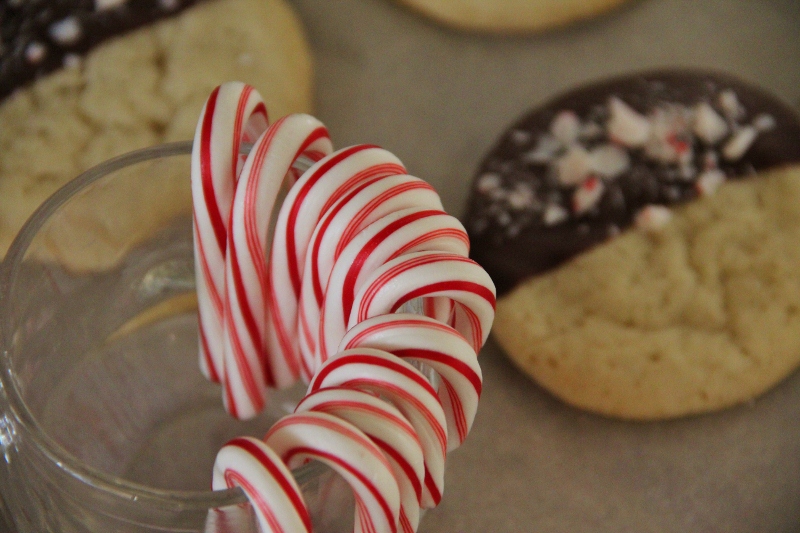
284;0;800;531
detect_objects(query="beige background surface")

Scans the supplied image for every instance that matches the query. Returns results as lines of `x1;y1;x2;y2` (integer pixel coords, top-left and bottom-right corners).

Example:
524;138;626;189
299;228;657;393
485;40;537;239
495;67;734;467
284;0;800;531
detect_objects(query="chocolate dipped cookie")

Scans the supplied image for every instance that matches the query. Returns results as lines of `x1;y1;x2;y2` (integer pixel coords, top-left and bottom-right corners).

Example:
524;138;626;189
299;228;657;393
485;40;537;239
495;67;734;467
464;70;800;419
0;0;313;271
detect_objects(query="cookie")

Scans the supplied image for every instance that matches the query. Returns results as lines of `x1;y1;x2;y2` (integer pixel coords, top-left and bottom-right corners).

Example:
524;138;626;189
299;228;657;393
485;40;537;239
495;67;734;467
396;0;634;33
0;0;313;272
464;70;800;419
495;164;800;419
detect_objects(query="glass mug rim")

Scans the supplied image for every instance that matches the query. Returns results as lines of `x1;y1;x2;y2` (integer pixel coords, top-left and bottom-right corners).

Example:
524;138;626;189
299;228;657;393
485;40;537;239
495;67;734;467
0;140;316;511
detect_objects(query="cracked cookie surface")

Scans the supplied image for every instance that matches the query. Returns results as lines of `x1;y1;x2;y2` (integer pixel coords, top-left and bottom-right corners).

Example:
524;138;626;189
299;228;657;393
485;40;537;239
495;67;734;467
0;0;312;271
493;164;800;419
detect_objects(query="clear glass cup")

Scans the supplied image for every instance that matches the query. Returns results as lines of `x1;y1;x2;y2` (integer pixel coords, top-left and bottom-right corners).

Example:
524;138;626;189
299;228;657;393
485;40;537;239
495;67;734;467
0;142;355;532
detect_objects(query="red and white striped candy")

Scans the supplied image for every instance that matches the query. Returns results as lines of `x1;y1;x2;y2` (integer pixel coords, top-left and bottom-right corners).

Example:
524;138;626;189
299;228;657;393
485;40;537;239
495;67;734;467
222;114;332;419
307;348;447;509
213;436;311;533
192;82;269;382
265;410;401;533
296;388;425;533
267;145;407;383
316;208;469;364
339;314;482;451
296;175;444;377
349;251;496;353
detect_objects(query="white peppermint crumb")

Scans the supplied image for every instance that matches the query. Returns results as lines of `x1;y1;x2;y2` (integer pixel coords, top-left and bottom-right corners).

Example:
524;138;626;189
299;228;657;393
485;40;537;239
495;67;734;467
49;17;82;45
25;42;47;64
696;168;726;196
572;177;605;214
590;144;630;179
238;53;254;66
753;113;776;132
476;173;501;194
507;183;534;210
718;89;745;121
506;225;521;238
159;0;180;11
644;105;693;165
496;211;512;227
556;145;592;186
635;205;672;232
63;53;82;69
607;96;651;147
95;0;128;10
722;125;757;161
542;203;569;226
550;110;581;146
522;134;561;164
693;102;729;144
510;129;532;145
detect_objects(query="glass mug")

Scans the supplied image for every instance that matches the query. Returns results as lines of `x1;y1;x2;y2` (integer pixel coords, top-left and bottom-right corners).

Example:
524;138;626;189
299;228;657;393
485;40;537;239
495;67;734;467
0;142;358;532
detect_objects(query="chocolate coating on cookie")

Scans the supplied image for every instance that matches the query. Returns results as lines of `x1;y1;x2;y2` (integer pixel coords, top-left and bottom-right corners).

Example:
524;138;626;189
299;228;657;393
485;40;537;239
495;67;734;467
0;0;204;100
464;70;800;295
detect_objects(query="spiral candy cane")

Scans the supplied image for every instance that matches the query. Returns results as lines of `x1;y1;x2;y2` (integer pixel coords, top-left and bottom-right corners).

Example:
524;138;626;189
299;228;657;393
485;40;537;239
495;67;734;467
192;82;269;382
267;146;407;381
316;208;469;364
191;82;496;532
222;114;332;419
265;411;401;533
296;388;425;533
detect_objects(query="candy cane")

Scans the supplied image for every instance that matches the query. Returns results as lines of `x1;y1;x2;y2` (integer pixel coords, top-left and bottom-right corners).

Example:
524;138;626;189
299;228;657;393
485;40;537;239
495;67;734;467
338;314;482;450
349;251;496;353
213;436;312;533
296;388;425;533
192;82;269;382
267;146;407;383
296;176;444;377
307;348;447;509
316;208;469;364
265;411;401;533
222;114;332;419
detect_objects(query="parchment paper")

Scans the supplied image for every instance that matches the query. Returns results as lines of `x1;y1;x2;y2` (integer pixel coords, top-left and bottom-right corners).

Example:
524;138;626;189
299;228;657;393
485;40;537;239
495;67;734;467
285;0;800;531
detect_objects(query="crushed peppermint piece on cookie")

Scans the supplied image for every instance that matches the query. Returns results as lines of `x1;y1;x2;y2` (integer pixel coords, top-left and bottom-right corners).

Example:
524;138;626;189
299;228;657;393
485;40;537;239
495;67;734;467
590;144;629;179
695;169;726;195
635;204;672;231
523;134;560;164
95;0;129;10
159;0;181;11
507;183;535;210
693;102;729;144
722;125;758;161
572;176;605;214
49;17;83;45
25;42;47;64
607;96;651;147
476;173;502;194
556;145;593;186
718;89;745;121
550;110;581;146
753;113;777;132
543;203;569;226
